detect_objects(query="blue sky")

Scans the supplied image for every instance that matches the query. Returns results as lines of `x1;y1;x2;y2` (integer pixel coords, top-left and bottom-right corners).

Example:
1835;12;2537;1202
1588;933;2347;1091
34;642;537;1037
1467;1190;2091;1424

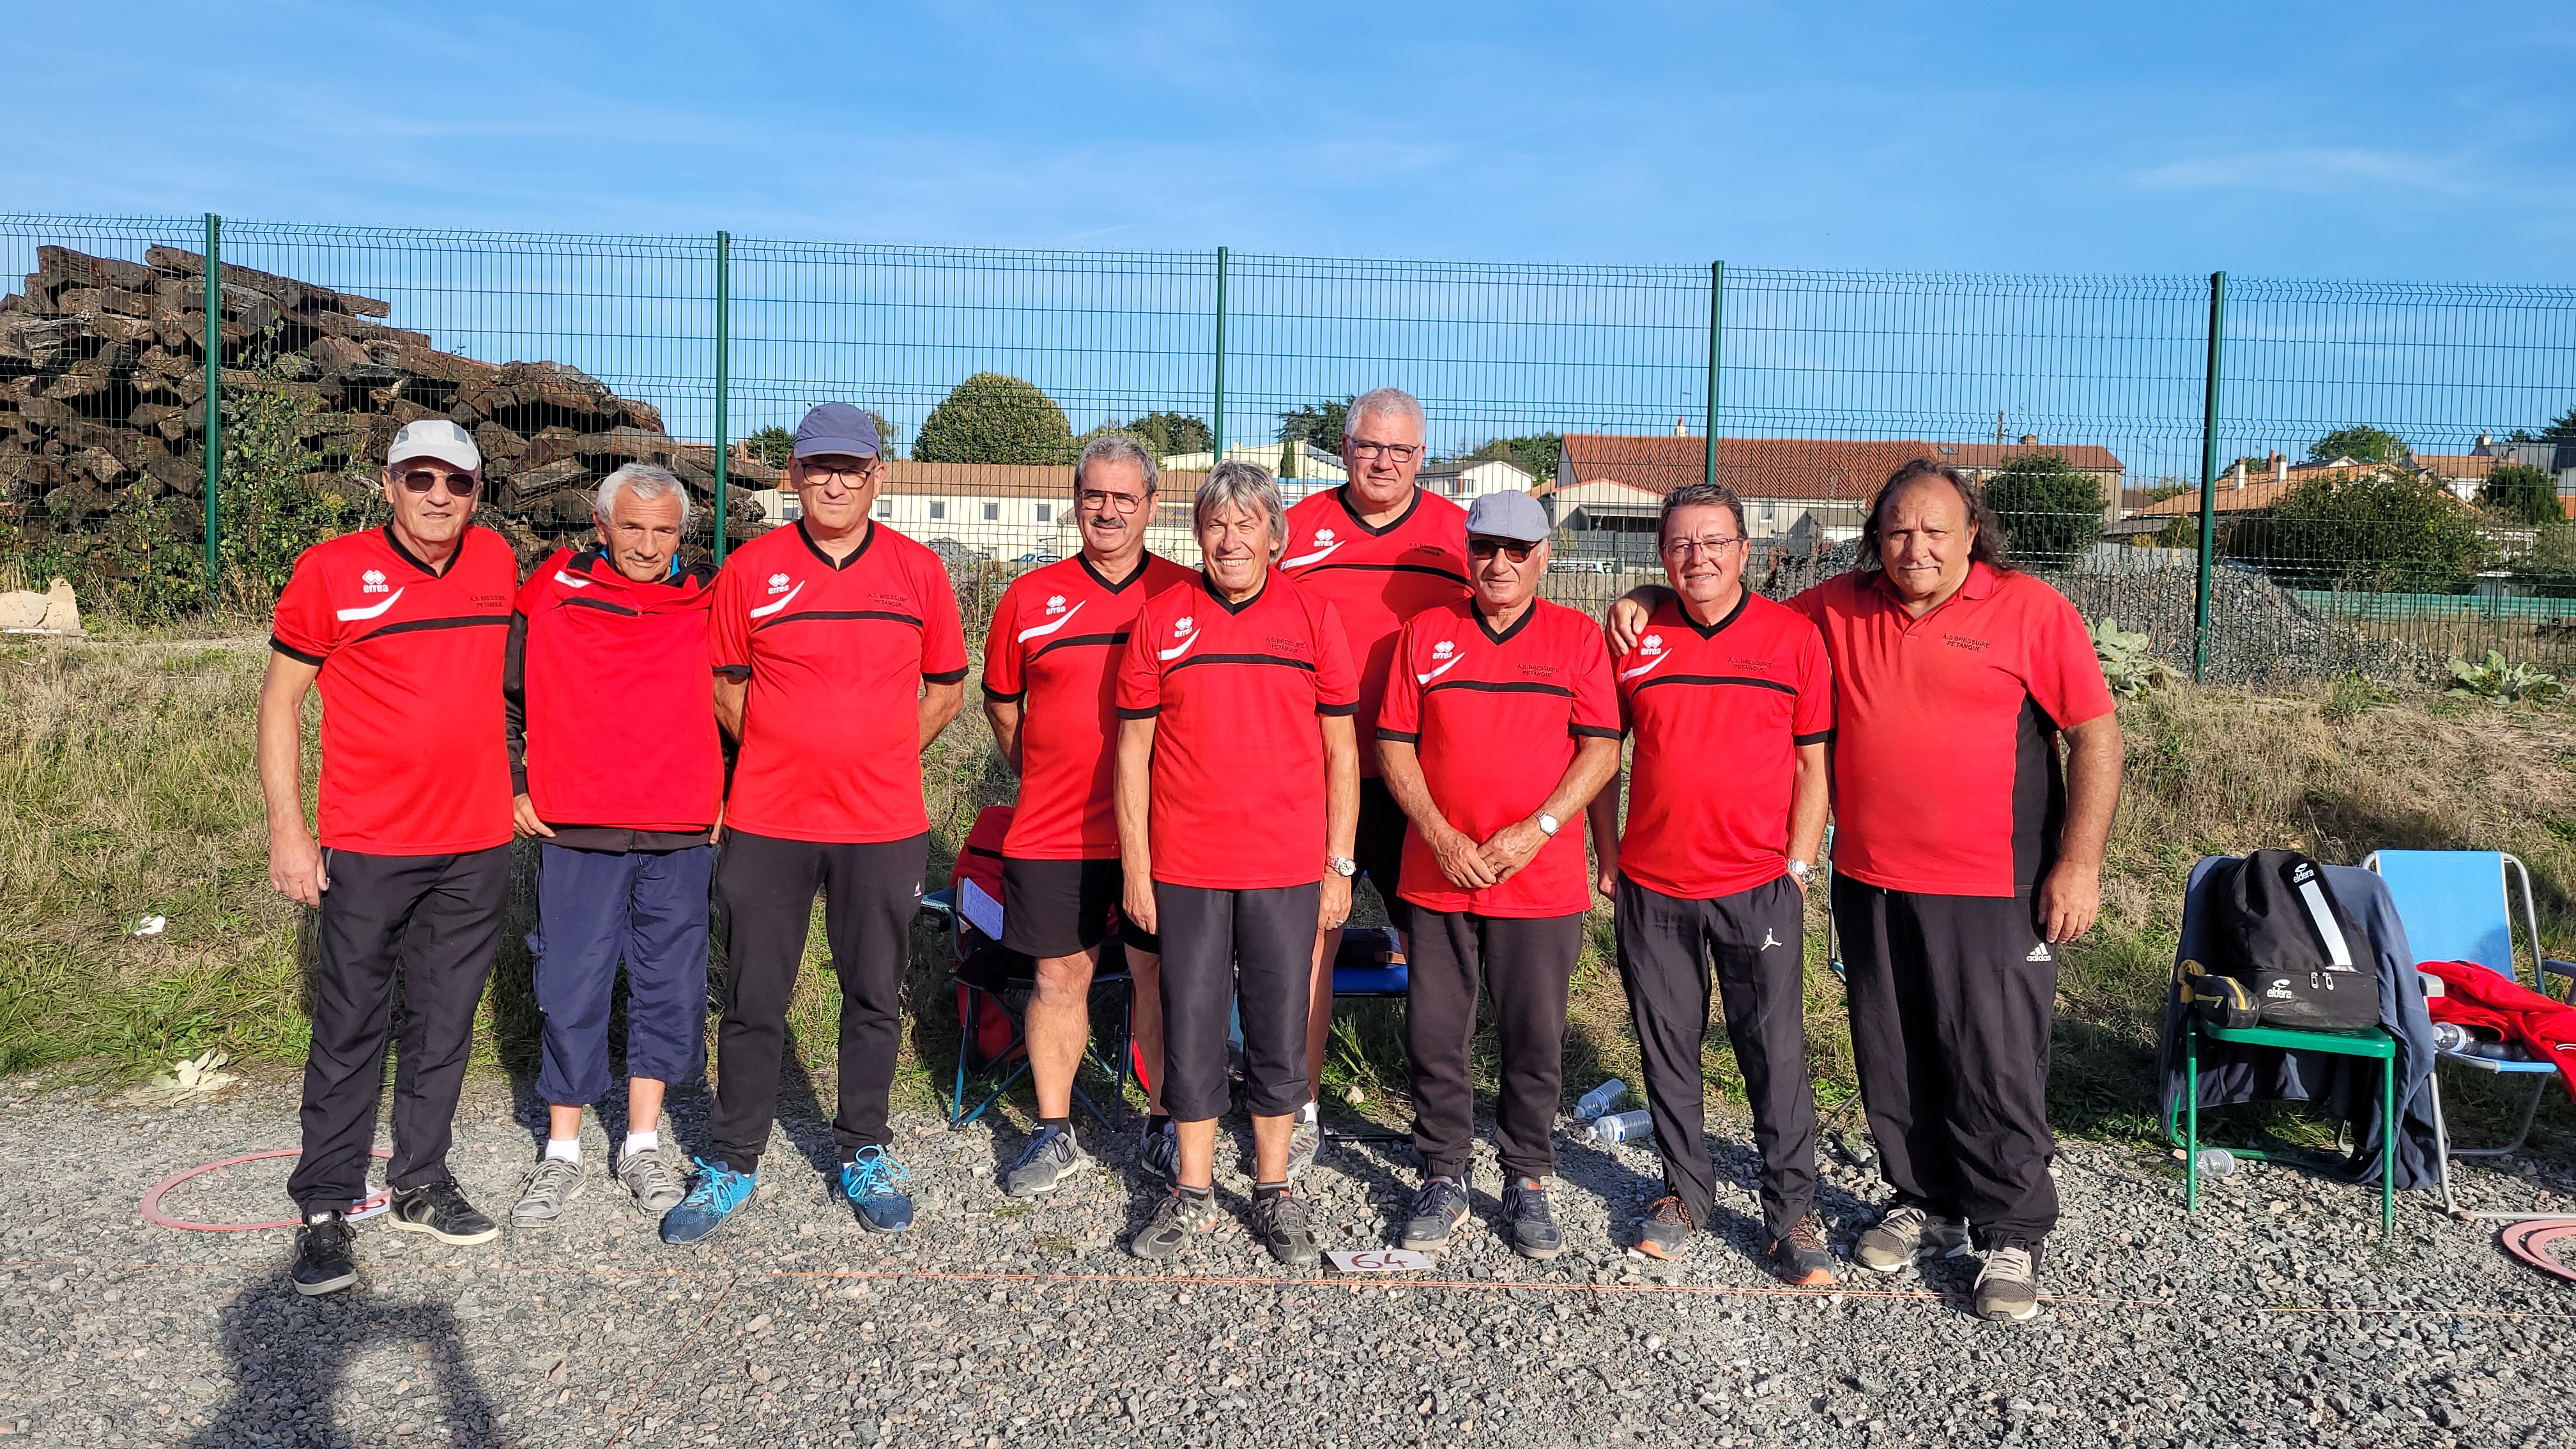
9;1;2573;282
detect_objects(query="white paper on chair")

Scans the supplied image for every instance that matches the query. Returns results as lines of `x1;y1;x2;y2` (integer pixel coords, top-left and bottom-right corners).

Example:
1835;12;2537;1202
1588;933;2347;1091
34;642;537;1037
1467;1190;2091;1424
959;877;1006;940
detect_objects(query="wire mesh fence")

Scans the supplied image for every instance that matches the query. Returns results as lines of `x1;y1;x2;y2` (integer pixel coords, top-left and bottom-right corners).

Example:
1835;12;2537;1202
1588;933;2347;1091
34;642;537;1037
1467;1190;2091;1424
3;211;2572;683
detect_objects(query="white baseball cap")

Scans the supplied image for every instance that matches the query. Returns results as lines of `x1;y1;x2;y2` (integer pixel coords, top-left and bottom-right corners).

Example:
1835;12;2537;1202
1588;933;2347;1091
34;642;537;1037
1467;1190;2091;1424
387;418;482;473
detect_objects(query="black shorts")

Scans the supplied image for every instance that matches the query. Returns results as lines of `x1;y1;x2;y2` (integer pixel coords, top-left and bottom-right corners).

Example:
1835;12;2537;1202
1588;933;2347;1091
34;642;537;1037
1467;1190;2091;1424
1155;880;1319;1122
1355;776;1410;933
1000;857;1160;958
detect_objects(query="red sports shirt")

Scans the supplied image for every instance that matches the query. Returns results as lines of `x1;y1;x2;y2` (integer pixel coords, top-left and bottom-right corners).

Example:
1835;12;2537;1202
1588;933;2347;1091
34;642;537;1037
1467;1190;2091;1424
269;524;516;855
1113;570;1359;890
513;547;721;833
1610;590;1834;900
1790;563;2115;898
1376;599;1621;917
1281;485;1471;777
710;521;970;844
982;551;1197;861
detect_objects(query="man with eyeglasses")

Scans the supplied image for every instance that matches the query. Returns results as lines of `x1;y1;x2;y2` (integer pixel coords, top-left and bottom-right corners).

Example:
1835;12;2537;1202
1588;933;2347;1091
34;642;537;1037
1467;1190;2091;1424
981;434;1194;1199
1586;482;1837;1285
264;418;518;1295
663;403;970;1246
1375;491;1620;1260
1279;386;1470;1174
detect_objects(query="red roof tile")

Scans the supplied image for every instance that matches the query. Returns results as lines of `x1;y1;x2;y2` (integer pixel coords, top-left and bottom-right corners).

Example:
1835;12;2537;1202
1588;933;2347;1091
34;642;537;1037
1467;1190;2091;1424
1553;435;2126;502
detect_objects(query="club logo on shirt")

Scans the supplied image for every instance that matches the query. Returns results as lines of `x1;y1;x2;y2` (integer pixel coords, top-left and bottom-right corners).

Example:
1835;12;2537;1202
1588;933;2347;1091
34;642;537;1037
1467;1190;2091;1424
1943;633;1991;654
1617;633;1670;682
1417;638;1464;684
1158;616;1200;662
360;569;388;594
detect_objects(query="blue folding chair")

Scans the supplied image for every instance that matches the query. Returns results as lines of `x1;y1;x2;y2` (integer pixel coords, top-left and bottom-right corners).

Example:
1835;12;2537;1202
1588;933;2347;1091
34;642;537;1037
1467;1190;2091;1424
2365;849;2572;1222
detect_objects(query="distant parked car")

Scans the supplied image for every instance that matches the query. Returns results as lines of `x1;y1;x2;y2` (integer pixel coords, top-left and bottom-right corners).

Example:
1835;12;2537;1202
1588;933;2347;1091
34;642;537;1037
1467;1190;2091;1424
1549;557;1615;574
1015;551;1062;565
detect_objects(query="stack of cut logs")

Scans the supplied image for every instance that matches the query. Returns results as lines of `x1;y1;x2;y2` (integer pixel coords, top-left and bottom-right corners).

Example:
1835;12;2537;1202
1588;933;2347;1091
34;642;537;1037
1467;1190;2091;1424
0;243;777;577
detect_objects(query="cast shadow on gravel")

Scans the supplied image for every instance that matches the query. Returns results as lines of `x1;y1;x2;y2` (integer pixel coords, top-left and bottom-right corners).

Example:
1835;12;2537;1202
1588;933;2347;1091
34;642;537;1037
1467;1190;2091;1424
180;1280;497;1448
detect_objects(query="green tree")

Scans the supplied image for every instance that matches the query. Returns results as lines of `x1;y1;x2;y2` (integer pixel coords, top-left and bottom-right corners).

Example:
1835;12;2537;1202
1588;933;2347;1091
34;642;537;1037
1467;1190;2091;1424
912;374;1073;465
2483;462;2562;527
1278;396;1352;450
2307;425;2405;464
1464;433;1563;487
1979;453;2104;566
2545;406;2576;440
744;425;793;468
2228;470;2483;589
1121;410;1211;457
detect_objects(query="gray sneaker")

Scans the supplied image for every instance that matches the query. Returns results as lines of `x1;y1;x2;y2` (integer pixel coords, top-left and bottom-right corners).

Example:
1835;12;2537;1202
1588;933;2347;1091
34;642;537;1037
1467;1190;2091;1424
1002;1123;1093;1197
509;1157;585;1228
1974;1244;2041;1322
617;1146;685;1215
1138;1119;1179;1186
1128;1189;1223;1261
1853;1205;1970;1275
1285;1108;1321;1180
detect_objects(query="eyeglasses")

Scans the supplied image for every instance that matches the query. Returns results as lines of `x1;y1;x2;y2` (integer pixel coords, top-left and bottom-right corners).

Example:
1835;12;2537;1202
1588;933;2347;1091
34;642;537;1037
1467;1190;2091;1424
1346;439;1423;463
395;468;479;496
1077;489;1148;514
1661;535;1746;559
1467;539;1538;563
798;461;880;486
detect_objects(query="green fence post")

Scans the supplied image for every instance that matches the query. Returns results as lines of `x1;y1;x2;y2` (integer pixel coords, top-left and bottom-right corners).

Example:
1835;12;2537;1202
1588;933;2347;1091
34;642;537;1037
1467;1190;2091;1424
201;213;222;606
713;230;731;564
1705;261;1724;485
2193;270;2227;682
1211;246;1228;462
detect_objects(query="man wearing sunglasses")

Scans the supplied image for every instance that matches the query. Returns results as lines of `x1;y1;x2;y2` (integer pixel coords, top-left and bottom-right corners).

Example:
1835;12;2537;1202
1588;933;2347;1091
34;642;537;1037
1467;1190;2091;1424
1279;386;1471;1176
1586;482;1837;1285
1374;491;1620;1259
981;434;1193;1200
263;418;519;1295
666;404;970;1246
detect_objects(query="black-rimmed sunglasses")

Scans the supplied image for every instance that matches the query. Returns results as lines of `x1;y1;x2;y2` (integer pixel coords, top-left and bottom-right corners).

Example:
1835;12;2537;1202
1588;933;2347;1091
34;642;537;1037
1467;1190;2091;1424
1468;539;1538;563
395;468;480;496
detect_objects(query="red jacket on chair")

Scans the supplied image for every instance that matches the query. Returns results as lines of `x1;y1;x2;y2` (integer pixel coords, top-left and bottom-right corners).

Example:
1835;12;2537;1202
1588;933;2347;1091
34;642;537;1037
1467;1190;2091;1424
2419;959;2576;1101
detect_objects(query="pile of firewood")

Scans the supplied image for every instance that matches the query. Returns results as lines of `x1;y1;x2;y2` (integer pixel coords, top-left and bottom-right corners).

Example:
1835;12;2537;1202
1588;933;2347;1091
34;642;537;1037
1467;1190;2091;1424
0;243;776;578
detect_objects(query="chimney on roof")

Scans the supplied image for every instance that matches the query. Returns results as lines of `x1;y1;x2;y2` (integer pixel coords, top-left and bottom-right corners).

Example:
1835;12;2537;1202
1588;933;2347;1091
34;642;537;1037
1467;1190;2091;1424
2232;459;2246;491
2017;433;2036;447
2478;431;2493;450
2272;452;2286;483
1671;416;1685;438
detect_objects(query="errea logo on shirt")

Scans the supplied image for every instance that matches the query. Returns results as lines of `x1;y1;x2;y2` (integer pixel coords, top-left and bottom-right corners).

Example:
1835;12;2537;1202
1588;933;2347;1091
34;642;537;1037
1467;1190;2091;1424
1175;616;1194;633
1418;636;1465;684
767;572;793;594
1314;529;1336;545
1640;633;1664;654
1432;640;1455;659
360;569;388;594
1046;594;1068;613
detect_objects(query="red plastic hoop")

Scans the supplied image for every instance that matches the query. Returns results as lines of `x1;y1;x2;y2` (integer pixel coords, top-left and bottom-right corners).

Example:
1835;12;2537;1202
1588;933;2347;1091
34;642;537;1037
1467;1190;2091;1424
2497;1220;2576;1285
140;1149;392;1232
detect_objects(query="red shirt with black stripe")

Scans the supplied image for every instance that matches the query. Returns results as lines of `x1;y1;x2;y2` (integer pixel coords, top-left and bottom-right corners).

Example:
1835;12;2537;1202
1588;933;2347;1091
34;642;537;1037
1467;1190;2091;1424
509;546;721;836
982;551;1197;861
1282;486;1471;777
710;521;969;844
269;523;517;855
1376;599;1621;917
1610;590;1834;900
1788;562;2115;898
1113;569;1359;890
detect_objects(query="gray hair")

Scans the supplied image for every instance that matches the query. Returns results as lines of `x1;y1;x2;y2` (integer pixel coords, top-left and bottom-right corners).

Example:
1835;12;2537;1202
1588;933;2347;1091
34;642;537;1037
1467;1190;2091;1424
1193;459;1287;563
1657;481;1747;542
1344;387;1425;440
1074;433;1159;495
594;463;694;528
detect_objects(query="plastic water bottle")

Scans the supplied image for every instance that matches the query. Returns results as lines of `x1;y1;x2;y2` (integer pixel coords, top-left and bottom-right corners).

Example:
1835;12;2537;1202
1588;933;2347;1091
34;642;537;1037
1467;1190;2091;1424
2431;1022;2476;1054
1588;1110;1654;1146
1572;1079;1629;1122
2195;1147;2237;1178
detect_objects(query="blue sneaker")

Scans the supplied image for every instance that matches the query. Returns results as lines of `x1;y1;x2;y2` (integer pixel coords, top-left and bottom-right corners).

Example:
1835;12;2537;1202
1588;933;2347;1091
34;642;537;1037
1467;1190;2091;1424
659;1158;757;1245
841;1146;915;1234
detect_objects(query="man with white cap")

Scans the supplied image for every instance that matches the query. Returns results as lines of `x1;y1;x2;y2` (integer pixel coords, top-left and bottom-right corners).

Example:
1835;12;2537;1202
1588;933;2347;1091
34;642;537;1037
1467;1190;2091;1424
263;418;518;1295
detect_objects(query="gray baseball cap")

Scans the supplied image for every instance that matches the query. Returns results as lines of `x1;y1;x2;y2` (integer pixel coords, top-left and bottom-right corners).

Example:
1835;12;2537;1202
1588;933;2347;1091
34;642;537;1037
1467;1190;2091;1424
1464;489;1551;544
387;418;481;473
793;402;884;461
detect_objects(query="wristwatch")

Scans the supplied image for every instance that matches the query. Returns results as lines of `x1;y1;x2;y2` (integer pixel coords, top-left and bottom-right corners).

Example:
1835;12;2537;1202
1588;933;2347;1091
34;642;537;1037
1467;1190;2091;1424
1326;856;1358;877
1785;859;1813;883
1535;812;1561;838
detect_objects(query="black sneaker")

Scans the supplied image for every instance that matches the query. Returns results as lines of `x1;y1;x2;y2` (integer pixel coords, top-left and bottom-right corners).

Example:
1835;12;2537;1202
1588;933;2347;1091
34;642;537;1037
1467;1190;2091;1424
1500;1177;1565;1260
1768;1215;1837;1287
387;1180;500;1246
1399;1176;1471;1252
1250;1191;1321;1266
1128;1189;1223;1261
1138;1119;1179;1187
291;1211;358;1297
1634;1193;1693;1261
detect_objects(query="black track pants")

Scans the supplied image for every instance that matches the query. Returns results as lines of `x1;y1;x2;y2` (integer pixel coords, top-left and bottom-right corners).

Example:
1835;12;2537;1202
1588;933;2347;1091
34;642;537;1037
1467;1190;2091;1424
1154;881;1319;1123
1613;873;1817;1241
709;830;926;1172
1404;908;1586;1184
289;845;511;1213
1834;875;2059;1248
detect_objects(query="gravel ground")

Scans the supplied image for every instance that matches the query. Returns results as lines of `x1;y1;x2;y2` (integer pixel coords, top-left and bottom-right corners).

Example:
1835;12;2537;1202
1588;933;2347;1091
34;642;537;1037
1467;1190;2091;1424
4;1076;2575;1449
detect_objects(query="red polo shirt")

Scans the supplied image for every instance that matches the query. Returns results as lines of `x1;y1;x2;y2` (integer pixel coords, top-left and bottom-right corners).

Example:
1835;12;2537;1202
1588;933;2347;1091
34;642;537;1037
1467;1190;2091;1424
982;551;1198;861
1790;562;2114;898
512;547;721;834
269;524;516;855
1114;569;1359;890
1281;485;1471;778
710;521;969;844
1376;599;1620;917
1610;590;1834;900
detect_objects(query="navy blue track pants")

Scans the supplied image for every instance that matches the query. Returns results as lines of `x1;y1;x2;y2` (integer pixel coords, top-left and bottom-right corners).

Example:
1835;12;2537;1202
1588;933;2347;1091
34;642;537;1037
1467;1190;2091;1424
530;842;714;1107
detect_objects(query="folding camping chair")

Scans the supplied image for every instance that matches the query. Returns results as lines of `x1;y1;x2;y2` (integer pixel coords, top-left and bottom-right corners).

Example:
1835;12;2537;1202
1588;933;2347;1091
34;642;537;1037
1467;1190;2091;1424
2365;848;2573;1222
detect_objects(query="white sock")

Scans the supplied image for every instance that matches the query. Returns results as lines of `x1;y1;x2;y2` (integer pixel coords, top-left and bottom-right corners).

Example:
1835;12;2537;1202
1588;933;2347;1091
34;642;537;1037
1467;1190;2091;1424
1300;1100;1318;1124
623;1130;659;1160
544;1137;581;1164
